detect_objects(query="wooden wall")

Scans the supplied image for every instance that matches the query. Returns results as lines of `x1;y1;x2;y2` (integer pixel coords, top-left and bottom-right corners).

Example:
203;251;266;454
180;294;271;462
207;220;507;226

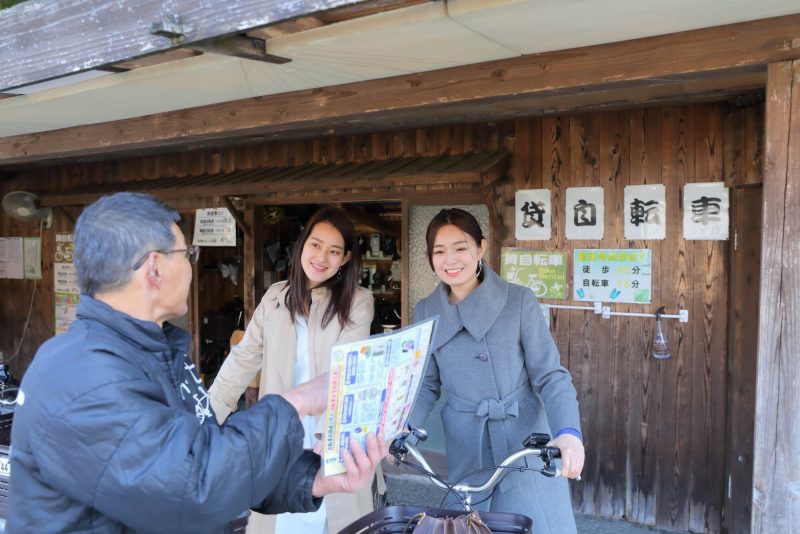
0;101;763;532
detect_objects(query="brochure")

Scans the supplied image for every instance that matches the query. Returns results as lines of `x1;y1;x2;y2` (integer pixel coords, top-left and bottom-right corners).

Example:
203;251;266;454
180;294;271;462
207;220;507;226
322;317;437;476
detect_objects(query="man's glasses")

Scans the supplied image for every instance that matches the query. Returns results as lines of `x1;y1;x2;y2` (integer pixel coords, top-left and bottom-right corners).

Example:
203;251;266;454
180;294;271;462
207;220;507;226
131;244;201;271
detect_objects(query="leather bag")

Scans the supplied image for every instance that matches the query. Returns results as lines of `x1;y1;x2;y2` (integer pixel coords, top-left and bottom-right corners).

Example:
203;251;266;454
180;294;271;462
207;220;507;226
403;511;493;534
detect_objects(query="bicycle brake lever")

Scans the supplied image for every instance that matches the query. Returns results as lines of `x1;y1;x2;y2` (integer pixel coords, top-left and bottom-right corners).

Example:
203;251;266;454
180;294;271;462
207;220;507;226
522;432;551;449
542;464;559;478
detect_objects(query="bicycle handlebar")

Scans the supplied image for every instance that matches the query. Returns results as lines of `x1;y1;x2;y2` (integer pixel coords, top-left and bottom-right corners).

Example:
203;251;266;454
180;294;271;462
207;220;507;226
389;427;577;496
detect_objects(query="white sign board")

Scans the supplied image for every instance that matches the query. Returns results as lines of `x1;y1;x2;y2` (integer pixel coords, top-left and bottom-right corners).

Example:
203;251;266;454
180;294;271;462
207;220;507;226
566;186;604;240
683;182;729;240
193;208;236;247
515;189;551;240
573;249;652;304
624;184;666;240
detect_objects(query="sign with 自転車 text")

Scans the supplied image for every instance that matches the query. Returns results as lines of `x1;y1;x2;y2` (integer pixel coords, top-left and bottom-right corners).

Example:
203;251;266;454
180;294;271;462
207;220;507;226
573;249;652;304
193;208;236;247
500;248;567;300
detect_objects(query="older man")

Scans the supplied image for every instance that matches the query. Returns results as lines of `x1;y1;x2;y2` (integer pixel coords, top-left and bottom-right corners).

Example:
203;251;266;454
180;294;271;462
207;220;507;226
8;192;384;533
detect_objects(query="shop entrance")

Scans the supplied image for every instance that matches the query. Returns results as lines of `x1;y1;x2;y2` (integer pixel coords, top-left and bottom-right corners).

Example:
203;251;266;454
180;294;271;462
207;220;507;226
195;201;403;387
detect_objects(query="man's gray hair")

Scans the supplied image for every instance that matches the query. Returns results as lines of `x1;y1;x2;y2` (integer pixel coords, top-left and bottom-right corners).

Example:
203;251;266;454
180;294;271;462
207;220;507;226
74;192;180;296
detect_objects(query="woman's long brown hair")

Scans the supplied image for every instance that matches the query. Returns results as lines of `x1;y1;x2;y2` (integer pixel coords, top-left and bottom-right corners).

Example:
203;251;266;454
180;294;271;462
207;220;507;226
285;206;361;328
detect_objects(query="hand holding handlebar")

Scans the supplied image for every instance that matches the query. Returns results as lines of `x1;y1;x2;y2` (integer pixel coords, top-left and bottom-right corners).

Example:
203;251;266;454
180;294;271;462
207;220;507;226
547;433;584;480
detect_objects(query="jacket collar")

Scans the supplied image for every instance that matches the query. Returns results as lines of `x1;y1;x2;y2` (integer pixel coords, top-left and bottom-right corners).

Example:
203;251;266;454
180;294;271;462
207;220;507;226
76;294;191;358
273;282;331;307
430;266;508;350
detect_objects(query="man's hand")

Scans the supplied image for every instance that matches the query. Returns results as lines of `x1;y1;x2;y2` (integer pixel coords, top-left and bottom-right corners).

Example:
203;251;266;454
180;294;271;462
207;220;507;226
311;433;387;497
281;373;328;419
548;434;585;479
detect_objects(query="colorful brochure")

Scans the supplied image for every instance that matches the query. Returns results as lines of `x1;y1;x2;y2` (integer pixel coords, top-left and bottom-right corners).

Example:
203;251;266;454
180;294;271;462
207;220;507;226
322;317;437;476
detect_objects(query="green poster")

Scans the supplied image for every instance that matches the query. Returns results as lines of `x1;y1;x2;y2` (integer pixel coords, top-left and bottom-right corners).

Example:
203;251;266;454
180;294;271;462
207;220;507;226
500;248;567;300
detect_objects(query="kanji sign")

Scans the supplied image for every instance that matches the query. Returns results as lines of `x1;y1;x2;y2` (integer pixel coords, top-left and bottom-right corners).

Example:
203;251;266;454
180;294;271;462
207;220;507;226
683;182;729;240
566;186;604;240
573;249;652;304
624;185;666;240
515;189;551;240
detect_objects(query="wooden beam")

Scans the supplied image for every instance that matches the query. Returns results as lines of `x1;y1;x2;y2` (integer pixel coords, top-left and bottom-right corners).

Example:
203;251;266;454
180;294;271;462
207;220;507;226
2;14;796;166
187;35;291;64
751;59;800;533
340;204;400;237
220;195;251;237
0;0;371;91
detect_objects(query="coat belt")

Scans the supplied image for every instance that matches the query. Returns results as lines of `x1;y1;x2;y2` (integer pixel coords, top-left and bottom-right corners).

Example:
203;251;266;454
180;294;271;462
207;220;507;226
446;383;532;491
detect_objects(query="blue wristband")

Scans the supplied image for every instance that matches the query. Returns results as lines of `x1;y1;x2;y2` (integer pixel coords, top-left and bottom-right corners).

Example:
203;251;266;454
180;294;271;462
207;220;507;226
556;427;583;442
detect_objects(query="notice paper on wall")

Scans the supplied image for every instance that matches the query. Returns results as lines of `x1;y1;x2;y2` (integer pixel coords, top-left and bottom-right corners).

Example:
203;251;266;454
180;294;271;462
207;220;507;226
193;208;236;247
24;237;42;279
322;318;437;476
54;233;79;335
0;237;24;279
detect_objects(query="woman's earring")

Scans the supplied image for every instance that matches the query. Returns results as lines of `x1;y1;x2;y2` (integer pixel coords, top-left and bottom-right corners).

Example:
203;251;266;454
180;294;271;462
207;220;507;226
476;259;483;277
336;267;342;280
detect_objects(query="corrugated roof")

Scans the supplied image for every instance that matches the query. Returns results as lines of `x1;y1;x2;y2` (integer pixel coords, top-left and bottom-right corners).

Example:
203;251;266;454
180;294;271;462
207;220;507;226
41;151;510;206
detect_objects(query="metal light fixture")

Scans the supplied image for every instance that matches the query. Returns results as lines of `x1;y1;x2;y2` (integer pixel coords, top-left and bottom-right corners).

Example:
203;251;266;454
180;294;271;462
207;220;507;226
651;306;671;359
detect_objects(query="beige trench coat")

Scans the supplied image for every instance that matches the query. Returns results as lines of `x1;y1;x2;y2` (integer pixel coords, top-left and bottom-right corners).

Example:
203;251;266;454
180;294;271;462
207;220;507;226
209;281;375;534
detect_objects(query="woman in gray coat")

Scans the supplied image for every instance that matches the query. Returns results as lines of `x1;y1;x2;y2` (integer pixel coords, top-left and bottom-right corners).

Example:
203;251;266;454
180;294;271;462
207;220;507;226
408;208;584;534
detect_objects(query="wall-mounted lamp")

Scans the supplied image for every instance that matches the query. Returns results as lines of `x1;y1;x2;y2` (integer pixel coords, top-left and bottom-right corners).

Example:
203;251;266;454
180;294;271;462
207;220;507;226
651;306;671;359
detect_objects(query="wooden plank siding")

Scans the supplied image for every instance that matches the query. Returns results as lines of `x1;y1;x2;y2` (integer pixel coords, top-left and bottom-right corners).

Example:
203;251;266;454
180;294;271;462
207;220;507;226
752;60;800;534
0;102;764;532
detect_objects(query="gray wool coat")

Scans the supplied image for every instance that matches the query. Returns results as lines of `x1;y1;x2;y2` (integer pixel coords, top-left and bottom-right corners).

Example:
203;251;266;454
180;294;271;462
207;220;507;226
408;267;581;534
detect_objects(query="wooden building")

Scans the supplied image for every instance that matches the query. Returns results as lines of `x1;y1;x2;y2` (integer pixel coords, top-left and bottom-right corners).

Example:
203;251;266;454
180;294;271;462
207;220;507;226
1;2;798;532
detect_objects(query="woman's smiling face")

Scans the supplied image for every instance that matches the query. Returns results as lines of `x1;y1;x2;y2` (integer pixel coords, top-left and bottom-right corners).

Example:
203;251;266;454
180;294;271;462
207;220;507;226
431;224;485;292
300;221;350;288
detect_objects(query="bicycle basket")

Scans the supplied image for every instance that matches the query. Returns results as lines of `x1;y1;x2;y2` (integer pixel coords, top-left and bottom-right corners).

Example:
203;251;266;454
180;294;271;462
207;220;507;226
338;505;532;534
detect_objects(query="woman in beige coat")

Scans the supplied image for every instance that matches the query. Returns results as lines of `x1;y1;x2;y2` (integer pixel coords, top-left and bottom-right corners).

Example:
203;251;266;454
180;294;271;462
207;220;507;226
209;207;375;534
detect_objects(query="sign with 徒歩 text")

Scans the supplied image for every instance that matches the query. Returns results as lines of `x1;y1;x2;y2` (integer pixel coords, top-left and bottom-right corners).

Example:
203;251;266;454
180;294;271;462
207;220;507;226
573;249;652;304
624;184;666;240
566;187;604;240
193;208;236;247
515;189;551;240
683;182;729;240
500;248;567;300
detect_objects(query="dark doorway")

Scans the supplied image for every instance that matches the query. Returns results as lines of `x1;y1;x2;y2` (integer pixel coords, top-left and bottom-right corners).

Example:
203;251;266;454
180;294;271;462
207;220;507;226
723;185;761;533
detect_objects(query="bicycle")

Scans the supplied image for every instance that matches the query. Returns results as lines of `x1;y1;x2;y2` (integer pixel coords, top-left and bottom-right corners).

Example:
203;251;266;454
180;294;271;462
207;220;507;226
339;427;573;534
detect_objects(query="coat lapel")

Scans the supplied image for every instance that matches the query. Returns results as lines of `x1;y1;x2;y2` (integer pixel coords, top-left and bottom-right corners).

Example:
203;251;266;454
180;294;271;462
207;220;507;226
427;267;508;351
457;267;508;342
272;284;297;391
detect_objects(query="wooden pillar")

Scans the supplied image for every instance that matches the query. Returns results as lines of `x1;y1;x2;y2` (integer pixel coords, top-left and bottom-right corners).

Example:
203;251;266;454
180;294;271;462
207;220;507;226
751;60;800;532
243;204;263;325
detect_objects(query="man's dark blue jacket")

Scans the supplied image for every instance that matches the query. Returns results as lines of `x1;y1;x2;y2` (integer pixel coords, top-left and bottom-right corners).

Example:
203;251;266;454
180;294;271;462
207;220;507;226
9;296;320;533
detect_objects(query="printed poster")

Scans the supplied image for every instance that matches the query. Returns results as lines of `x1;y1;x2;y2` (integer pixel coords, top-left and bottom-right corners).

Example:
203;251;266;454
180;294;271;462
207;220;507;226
193;208;236;247
54;233;79;335
323;318;436;476
573;249;652;304
500;248;567;300
23;237;42;279
515;189;551;240
683;182;729;240
624;184;666;240
0;237;24;279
